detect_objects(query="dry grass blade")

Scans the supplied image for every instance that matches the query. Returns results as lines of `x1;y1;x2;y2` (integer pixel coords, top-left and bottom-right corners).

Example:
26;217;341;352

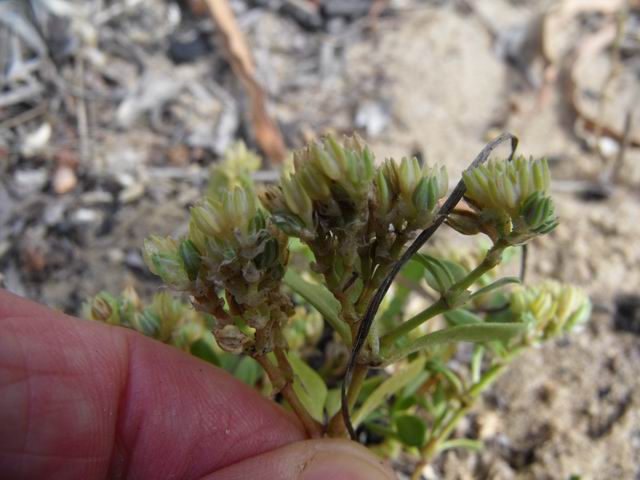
204;0;287;165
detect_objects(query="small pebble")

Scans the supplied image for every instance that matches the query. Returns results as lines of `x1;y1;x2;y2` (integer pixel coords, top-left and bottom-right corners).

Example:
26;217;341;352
43;203;66;226
81;190;114;205
14;169;48;196
107;248;125;263
53;166;78;194
118;183;145;204
598;136;619;158
71;208;100;224
21;123;52;157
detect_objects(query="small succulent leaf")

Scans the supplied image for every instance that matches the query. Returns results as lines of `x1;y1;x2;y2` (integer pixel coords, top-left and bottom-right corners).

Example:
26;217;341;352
413;254;452;293
352;357;426;428
189;337;220;366
284;270;351;344
395;414;427;448
287;352;328;423
386;323;524;363
324;388;342;419
392;394;418;413
444;308;484;327
233;356;262;386
179;239;201;281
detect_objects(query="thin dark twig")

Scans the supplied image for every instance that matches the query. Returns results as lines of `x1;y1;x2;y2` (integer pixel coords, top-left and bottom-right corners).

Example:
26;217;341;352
519;244;528;284
341;132;519;440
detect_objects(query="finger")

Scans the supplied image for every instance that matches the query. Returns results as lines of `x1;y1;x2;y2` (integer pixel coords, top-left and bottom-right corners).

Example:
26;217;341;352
210;439;396;480
0;290;305;480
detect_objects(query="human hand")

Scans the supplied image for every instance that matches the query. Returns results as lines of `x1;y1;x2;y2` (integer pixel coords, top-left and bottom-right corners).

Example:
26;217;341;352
0;290;395;480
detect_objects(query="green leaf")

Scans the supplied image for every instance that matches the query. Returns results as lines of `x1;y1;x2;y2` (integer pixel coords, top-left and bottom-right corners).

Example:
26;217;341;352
233;356;262;386
469;276;520;300
287;352;328;422
444;308;484;327
395;414;427;448
284;270;351;344
325;388;342;418
385;323;524;364
364;421;399;441
392;394;418;413
352;357;426;427
189;337;220;366
414;254;454;293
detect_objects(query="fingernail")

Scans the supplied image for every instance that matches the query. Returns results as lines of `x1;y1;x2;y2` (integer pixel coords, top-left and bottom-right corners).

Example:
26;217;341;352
300;452;393;480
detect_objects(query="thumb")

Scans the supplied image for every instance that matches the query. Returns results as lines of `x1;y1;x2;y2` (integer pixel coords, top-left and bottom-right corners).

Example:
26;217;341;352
208;439;396;480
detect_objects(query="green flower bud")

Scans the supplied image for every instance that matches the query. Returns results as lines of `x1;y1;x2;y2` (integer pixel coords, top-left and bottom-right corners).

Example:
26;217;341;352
152;252;190;289
132;309;161;337
179;239;201;281
463;156;556;240
191;200;224;239
143;236;190;289
297;162;331;201
520;192;558;234
509;281;591;342
325;135;349;172
229;187;257;231
446;210;482;236
375;169;392;214
270;212;308;237
86;292;120;325
313;143;342;180
412;176;438;212
399;156;421;201
281;174;313;226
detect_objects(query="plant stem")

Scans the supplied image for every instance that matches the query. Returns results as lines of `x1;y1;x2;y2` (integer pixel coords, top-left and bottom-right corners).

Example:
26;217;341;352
411;357;516;480
449;241;507;292
379;241;509;355
379;298;448;353
255;354;323;438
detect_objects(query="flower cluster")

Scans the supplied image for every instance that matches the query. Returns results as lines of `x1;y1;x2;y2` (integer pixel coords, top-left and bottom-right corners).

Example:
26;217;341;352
454;156;558;243
82;287;216;353
375;157;448;234
261;134;448;298
143;185;293;354
509;281;591;343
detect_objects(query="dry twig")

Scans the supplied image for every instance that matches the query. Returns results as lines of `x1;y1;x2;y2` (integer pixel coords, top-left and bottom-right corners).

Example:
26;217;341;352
204;0;287;164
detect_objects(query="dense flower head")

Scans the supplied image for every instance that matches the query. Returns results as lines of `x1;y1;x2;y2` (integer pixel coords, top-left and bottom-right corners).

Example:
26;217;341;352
143;182;293;354
83;288;214;348
460;156;558;242
509;281;591;342
261;134;376;239
262;135;448;264
374;157;448;232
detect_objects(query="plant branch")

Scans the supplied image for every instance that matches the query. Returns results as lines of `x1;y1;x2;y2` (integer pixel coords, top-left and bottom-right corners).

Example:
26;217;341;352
341;132;519;440
379;298;447;352
255;354;323;438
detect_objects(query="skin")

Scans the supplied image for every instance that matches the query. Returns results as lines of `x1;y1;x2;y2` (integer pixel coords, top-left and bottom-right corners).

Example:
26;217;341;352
0;289;395;480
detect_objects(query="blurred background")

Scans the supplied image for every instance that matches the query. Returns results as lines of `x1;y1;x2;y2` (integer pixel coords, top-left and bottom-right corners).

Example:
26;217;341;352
1;0;639;478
